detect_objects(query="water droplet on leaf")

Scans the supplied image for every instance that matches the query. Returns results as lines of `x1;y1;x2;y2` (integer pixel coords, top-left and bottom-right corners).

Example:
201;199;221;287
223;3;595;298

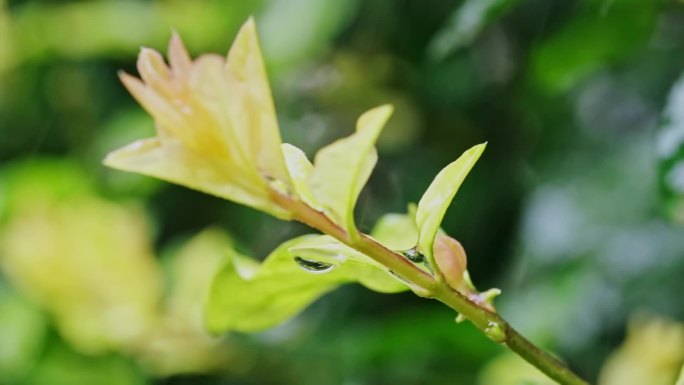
293;256;335;274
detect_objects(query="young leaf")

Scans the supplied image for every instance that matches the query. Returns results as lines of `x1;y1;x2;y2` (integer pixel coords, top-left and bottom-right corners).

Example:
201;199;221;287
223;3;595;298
415;143;486;264
105;137;287;218
105;20;293;220
226;17;291;185
281;143;320;209
308;105;393;239
204;234;406;333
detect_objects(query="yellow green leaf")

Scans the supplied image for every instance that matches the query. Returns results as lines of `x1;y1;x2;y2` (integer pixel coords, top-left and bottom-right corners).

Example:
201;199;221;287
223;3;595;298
282;143;320;209
415;143;486;264
288;235;407;294
369;211;419;251
308;105;393;238
205;234;406;333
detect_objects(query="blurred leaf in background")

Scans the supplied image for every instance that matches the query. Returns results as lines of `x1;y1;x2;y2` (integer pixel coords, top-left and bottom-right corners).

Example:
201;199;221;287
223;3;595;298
133;228;237;376
597;314;684;385
478;352;555;385
0;160;162;355
531;0;660;93
0;0;14;74
658;70;684;224
3;0;262;68
26;340;146;385
1;0;684;384
0;160;234;379
0;282;46;384
428;0;520;60
677;363;684;385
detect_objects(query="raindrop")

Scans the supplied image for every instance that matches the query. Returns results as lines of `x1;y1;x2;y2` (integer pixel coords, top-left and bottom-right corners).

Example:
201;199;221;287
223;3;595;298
402;248;425;263
293;256;335;274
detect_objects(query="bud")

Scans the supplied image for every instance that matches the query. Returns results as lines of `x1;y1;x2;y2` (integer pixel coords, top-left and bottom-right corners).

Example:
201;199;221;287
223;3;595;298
433;233;468;291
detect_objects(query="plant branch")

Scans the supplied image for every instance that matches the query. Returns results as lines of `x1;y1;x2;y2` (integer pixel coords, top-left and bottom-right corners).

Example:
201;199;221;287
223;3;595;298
270;191;589;385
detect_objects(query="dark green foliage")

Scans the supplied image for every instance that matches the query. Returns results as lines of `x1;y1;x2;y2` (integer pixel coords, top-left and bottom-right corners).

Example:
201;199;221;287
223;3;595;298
1;0;683;384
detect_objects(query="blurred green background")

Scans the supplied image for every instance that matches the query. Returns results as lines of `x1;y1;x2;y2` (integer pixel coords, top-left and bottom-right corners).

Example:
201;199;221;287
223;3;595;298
1;0;684;384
